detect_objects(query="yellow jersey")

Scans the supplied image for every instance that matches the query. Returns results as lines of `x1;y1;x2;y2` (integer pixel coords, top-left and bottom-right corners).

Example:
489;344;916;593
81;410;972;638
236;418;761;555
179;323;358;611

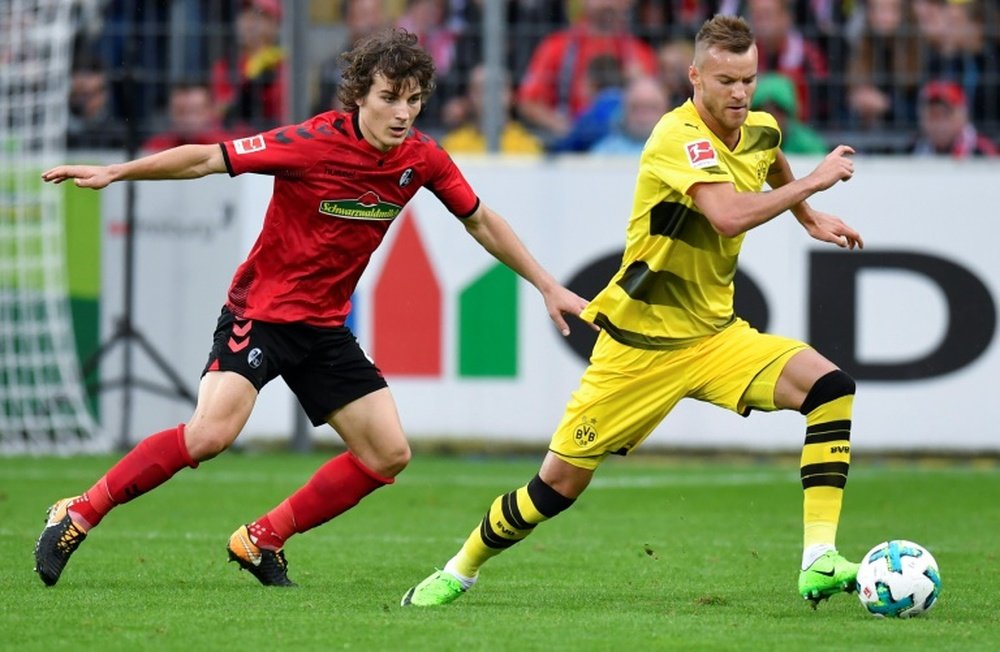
580;99;782;349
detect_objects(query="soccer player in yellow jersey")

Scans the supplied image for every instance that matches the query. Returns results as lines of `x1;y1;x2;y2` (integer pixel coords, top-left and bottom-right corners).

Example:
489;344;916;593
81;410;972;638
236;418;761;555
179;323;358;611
403;14;864;608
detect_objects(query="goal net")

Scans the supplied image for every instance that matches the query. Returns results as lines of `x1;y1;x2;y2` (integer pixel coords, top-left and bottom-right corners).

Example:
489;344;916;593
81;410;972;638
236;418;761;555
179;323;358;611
0;0;103;453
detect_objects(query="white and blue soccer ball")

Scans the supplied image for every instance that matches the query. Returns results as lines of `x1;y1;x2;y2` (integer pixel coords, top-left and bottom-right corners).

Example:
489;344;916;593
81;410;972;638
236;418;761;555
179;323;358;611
856;539;941;618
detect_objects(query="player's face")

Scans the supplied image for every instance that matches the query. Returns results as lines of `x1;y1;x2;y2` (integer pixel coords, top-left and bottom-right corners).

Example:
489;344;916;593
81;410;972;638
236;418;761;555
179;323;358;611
690;45;758;141
357;73;423;152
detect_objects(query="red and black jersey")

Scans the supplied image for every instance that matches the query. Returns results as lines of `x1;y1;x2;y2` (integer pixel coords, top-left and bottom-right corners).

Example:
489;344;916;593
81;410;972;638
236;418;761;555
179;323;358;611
220;110;480;327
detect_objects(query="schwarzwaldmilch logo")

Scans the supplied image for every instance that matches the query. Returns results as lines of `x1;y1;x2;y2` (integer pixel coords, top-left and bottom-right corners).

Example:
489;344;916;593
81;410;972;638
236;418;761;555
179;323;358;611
318;191;402;220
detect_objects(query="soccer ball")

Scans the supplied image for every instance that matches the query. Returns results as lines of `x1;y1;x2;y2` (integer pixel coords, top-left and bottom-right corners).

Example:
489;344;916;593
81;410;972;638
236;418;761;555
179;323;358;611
856;539;941;618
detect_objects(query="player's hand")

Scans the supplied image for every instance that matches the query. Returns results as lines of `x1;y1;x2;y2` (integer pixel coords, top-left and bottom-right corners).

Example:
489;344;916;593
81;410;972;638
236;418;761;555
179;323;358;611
799;208;864;250
809;144;855;191
543;285;594;337
41;165;114;189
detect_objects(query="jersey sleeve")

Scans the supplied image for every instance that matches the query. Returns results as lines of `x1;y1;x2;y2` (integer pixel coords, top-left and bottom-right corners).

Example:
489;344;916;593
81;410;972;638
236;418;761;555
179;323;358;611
423;141;480;219
645;124;735;196
221;119;323;177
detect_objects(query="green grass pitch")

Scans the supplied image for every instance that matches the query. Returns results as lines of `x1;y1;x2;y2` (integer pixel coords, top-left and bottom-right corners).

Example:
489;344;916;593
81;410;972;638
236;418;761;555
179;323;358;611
2;451;998;650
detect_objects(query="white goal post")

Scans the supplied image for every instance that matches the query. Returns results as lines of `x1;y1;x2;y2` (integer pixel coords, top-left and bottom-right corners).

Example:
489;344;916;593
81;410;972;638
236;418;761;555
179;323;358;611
0;0;104;453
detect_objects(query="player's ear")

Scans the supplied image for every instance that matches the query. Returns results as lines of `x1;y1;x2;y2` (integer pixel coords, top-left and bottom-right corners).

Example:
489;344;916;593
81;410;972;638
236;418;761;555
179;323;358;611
688;64;700;91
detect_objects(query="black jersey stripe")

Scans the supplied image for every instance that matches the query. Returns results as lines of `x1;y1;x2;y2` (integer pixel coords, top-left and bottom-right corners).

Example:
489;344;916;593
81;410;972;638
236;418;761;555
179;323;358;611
617;261;686;308
741;125;781;153
617;258;739;309
591;312;735;350
649;201;695;238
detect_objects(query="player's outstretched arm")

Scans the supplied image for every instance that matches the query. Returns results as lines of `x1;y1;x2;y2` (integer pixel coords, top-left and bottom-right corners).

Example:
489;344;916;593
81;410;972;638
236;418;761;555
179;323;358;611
463;203;590;336
767;147;863;250
41;144;227;189
690;145;856;238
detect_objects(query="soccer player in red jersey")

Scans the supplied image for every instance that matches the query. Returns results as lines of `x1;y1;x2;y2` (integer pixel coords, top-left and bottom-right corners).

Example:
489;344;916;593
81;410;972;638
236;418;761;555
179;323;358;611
34;28;589;588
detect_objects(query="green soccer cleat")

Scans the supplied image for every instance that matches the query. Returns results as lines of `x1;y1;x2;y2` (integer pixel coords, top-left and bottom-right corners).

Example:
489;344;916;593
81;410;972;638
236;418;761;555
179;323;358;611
798;550;859;608
400;570;468;606
34;497;88;587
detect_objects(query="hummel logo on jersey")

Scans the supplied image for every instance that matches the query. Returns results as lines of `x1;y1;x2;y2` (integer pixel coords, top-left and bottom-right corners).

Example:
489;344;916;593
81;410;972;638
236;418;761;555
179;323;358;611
234;135;266;154
685;139;717;169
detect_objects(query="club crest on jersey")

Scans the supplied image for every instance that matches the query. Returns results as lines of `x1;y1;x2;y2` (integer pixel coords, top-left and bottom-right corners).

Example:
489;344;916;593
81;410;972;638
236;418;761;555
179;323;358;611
233;134;266;154
319;191;403;221
685;139;717;169
399;168;413;187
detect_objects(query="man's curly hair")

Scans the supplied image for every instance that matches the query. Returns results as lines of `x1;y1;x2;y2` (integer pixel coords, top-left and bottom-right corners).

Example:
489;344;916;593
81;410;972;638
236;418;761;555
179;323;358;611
338;28;436;112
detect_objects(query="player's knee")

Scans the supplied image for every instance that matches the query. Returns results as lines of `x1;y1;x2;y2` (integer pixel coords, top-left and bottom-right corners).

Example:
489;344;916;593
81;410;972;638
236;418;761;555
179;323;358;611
799;369;856;415
184;424;238;461
372;441;411;477
527;474;577;518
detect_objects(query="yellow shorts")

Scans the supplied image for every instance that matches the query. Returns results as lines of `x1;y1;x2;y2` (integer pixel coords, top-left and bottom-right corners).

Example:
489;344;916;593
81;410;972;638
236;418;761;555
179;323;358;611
549;318;807;469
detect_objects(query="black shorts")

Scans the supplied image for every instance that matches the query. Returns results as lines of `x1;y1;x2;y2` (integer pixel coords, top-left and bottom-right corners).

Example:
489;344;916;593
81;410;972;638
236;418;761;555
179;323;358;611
202;307;387;426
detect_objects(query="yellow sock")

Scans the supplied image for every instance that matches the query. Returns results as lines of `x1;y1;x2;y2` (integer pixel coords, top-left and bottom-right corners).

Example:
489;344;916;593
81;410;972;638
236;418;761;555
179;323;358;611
801;391;853;550
450;474;573;578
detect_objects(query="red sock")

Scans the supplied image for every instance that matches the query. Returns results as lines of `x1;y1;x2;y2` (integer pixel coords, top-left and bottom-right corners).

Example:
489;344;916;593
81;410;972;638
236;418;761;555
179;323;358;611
68;425;197;529
249;452;392;550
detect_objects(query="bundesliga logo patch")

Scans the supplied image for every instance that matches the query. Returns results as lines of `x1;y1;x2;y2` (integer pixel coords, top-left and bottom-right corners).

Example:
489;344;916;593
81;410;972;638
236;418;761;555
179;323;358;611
685;139;718;169
234;135;266;155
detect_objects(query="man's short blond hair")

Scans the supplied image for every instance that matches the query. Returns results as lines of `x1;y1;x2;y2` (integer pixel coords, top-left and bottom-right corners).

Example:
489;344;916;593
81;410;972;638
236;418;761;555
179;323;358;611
694;14;755;61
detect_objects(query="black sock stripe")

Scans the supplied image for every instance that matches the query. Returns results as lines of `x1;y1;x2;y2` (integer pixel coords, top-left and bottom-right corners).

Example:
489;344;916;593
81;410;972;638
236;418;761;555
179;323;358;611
801;474;848;489
478;516;517;550
501;491;535;531
801;461;851;477
526;474;575;518
805;421;852;441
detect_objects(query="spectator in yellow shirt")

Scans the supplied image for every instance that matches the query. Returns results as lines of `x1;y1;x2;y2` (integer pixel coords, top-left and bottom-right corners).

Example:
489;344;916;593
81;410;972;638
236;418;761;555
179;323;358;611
441;64;543;154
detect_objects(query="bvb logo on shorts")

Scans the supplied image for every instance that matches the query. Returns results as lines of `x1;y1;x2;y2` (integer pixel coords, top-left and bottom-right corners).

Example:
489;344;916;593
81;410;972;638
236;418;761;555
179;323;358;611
574;416;599;448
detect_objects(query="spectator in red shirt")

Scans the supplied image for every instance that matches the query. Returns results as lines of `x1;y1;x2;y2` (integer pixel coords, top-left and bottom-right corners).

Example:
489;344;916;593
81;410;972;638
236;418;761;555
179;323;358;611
211;0;286;130
34;28;589;589
143;83;241;152
516;0;659;140
915;0;1000;136
910;80;999;158
746;0;828;123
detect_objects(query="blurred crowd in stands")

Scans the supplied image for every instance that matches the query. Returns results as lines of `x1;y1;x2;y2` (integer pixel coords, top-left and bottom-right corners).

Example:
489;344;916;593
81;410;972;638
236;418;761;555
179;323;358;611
67;0;1000;158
